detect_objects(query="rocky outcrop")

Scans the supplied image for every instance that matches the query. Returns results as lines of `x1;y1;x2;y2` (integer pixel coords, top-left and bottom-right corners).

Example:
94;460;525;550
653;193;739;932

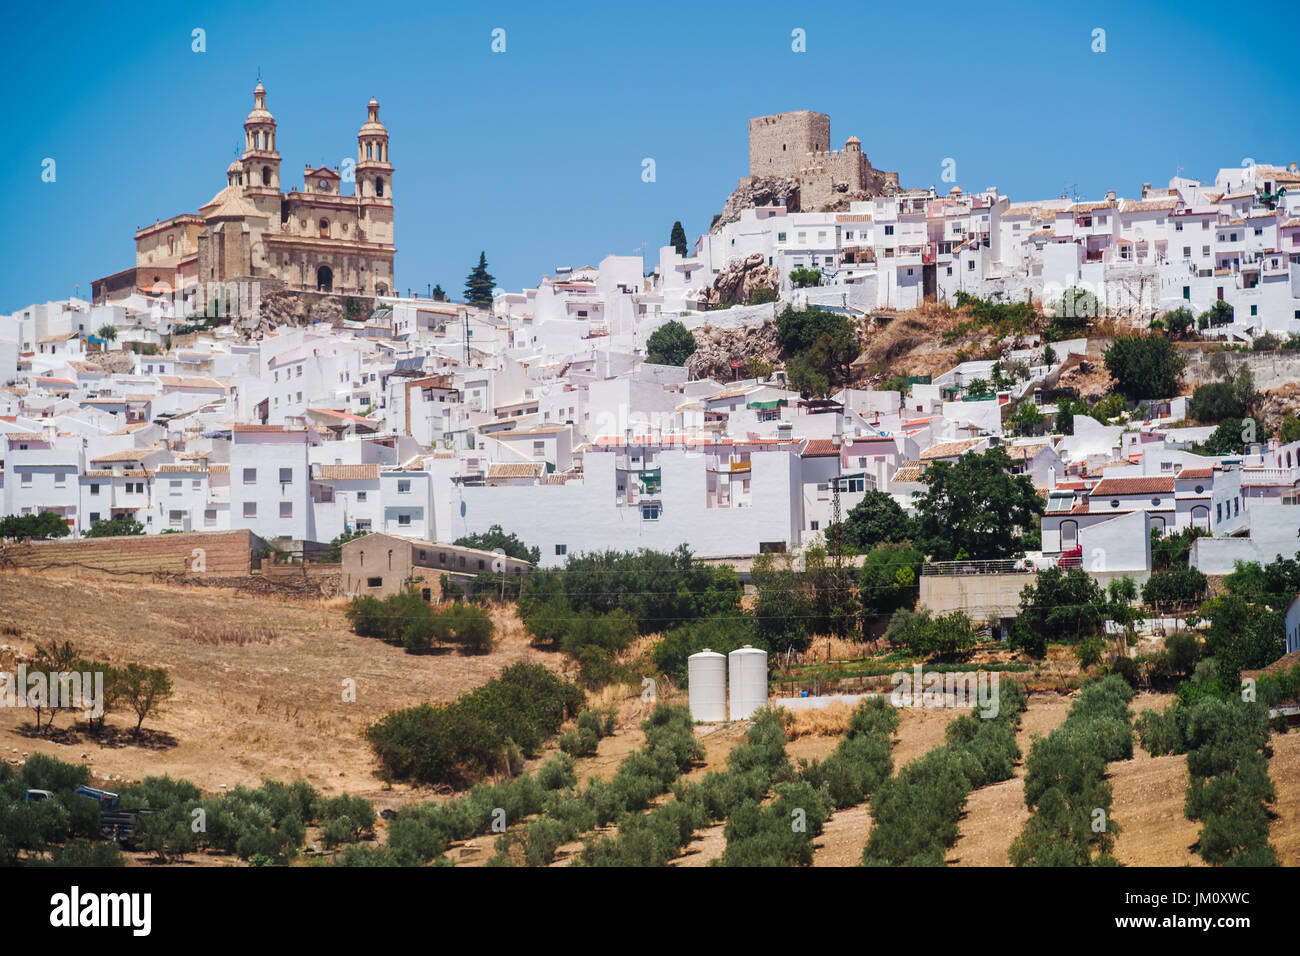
233;289;376;338
711;176;800;233
687;320;782;381
696;252;780;310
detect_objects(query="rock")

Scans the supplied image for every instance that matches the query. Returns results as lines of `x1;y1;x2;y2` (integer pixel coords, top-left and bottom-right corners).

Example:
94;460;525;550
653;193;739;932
711;176;801;233
696;252;779;310
686;320;782;382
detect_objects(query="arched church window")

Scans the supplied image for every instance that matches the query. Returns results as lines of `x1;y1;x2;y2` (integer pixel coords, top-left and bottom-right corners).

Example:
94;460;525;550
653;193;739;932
319;218;329;238
366;144;372;159
263;167;271;186
376;177;384;197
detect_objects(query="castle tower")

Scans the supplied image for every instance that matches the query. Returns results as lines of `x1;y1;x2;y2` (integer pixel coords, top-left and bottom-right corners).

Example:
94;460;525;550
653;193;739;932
241;82;281;195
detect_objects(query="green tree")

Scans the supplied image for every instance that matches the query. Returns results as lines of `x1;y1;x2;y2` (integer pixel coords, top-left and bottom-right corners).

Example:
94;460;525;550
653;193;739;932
745;286;778;305
84;515;144;538
431;284;446;302
0;511;70;540
1162;307;1195;339
1047;286;1099;337
95;324;118;342
115;663;174;736
1016;566;1108;648
1201;300;1234;328
1196;417;1270;456
463;251;496;309
838;490;914;551
1188;380;1247;423
669;221;688;258
1103;334;1186;401
1053;395;1090;435
1007;400;1045;436
453;524;540;565
775;305;859;398
1278;413;1300;444
913;448;1044;561
788;267;822;288
645;320;696;367
858;543;924;619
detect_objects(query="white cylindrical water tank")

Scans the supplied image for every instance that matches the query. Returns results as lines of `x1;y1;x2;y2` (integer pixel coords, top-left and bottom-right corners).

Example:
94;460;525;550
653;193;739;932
687;649;727;723
728;645;768;721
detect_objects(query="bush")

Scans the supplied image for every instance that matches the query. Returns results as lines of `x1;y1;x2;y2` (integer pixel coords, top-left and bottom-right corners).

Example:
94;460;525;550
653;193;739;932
366;663;584;787
1010;675;1133;866
885;608;979;661
1103;335;1186;401
646;320;696;366
863;681;1025;866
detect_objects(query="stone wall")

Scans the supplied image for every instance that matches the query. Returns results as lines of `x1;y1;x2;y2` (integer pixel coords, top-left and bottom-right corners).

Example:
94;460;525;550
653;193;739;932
0;530;259;578
749;111;831;178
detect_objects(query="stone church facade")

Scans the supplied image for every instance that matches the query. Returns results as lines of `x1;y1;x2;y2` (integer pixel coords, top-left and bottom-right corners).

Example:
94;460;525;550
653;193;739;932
126;83;396;303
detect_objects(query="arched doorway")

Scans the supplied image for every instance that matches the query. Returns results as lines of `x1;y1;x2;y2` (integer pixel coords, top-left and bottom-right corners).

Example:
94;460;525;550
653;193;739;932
1060;520;1079;550
316;266;333;292
1191;506;1209;531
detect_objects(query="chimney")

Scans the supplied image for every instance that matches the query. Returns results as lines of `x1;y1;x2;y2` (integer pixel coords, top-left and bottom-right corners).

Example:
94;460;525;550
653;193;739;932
1141;182;1152;199
1290;162;1298;173
1105;189;1117;201
1048;465;1056;490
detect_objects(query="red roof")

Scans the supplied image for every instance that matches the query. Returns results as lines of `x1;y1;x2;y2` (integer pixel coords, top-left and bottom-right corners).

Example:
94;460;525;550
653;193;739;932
1089;476;1176;497
800;438;841;458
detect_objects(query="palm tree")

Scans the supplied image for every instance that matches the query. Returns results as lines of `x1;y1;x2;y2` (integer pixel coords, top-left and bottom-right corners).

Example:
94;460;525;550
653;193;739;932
96;324;118;342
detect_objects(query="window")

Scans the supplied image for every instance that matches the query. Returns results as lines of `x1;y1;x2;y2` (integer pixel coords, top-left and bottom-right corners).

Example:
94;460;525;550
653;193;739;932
967;260;975;270
398;514;411;527
1250;305;1258;316
169;510;184;527
356;491;367;502
884;225;894;236
533;441;545;454
89;512;100;524
367;577;382;588
642;505;661;520
1110;499;1120;509
243;502;257;517
280;502;293;518
296;365;303;377
1183;286;1190;300
1216;503;1222;523
1151;497;1162;506
243;468;257;484
397;480;411;493
356;519;371;531
279;468;293;484
777;232;786;242
555;544;567;556
204;509;216;526
54;473;65;487
169;480;182;494
810;520;819;531
89;483;100;496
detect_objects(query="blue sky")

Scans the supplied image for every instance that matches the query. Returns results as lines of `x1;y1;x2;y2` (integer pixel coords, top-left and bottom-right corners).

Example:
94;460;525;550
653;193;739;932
1;0;1296;312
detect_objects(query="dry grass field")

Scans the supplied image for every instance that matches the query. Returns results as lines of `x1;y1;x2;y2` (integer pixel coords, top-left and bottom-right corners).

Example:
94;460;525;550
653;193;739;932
2;567;1295;867
0;569;558;810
